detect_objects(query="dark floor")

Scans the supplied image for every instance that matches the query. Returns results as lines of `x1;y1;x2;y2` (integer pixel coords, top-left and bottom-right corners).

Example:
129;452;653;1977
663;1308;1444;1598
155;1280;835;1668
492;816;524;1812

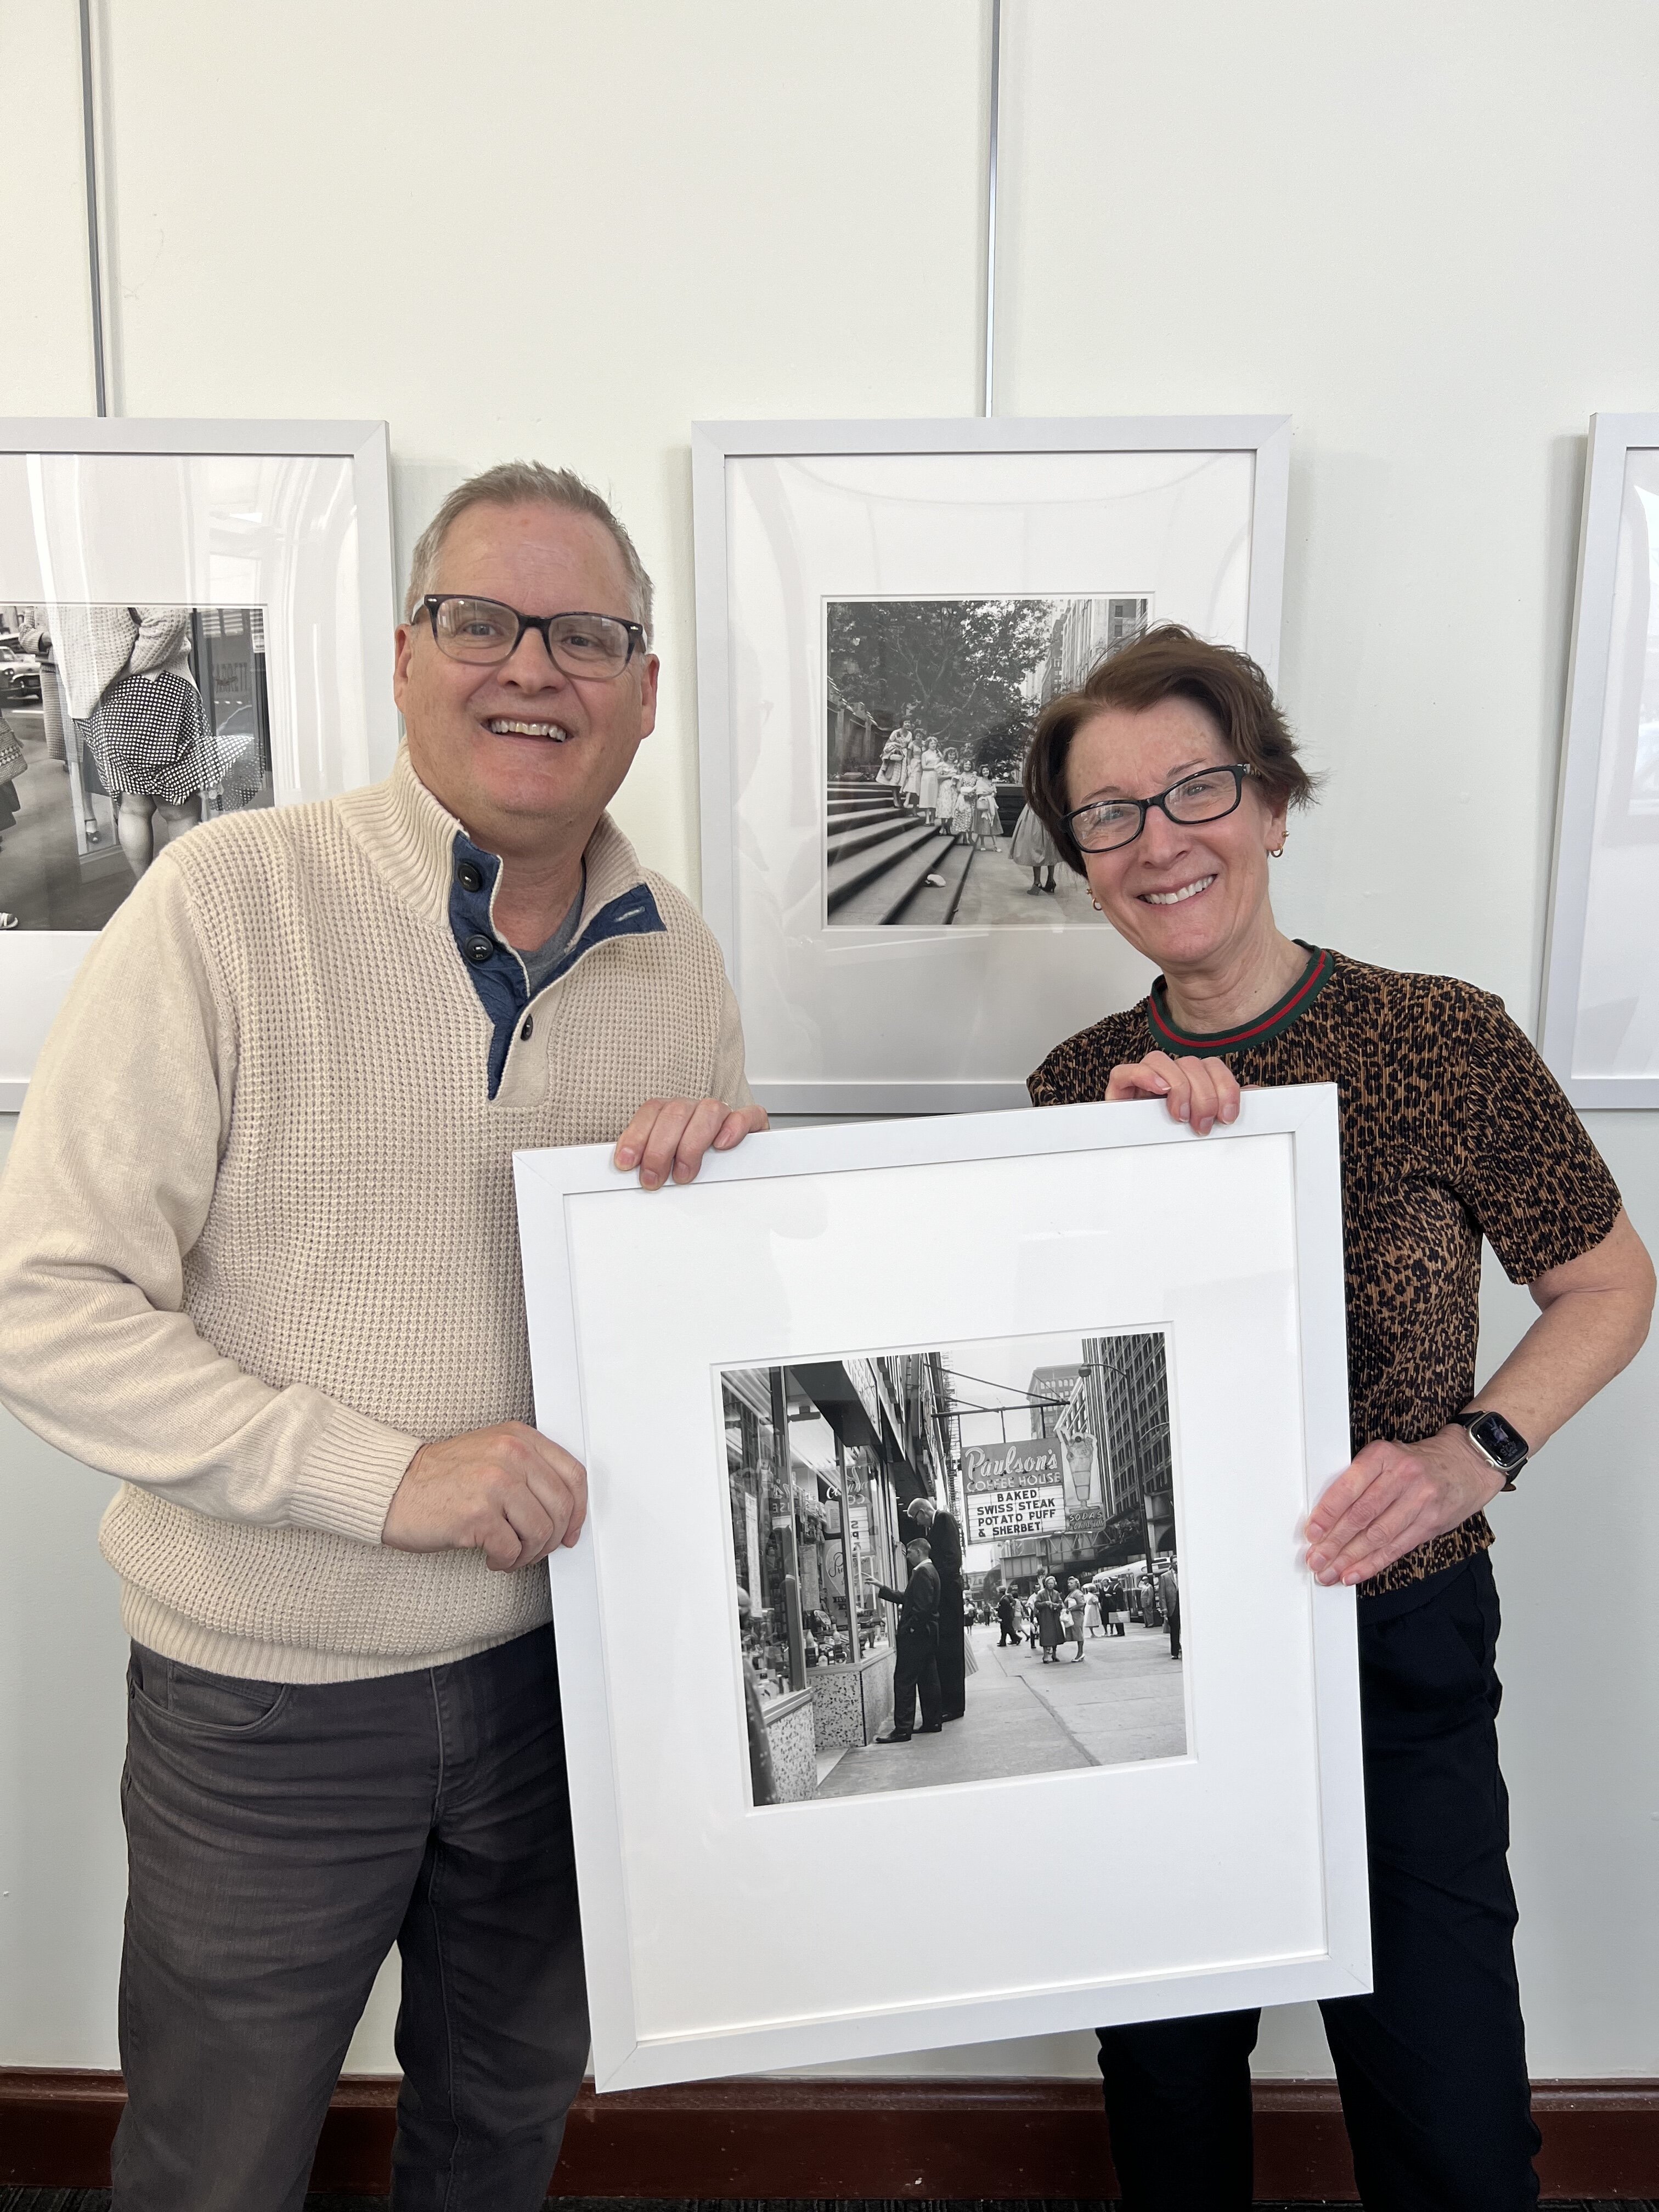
2;2197;1655;2211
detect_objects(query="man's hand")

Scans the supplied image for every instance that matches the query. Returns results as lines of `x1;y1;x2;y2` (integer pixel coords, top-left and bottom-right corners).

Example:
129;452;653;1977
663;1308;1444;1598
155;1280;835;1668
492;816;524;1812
1304;1429;1501;1587
1105;1052;1240;1136
613;1098;769;1189
382;1422;588;1572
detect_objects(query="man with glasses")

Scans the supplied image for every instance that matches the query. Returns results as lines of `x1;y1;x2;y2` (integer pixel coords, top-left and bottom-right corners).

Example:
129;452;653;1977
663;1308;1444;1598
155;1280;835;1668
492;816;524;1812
0;462;764;2212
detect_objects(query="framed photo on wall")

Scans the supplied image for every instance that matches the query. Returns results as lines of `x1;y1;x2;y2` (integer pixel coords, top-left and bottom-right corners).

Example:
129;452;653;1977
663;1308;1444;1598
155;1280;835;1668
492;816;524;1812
0;418;398;1107
1541;411;1659;1108
515;1087;1368;2090
692;416;1291;1114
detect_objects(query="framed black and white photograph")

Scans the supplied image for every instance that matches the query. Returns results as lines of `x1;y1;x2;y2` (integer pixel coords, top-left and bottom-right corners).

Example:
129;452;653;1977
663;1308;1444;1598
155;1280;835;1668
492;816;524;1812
515;1087;1367;2089
1541;411;1659;1108
720;1324;1187;1812
693;417;1290;1113
0;420;398;1107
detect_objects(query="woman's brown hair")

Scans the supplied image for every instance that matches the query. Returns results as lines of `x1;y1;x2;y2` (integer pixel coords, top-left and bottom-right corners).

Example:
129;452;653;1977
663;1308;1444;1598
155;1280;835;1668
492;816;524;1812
1022;623;1318;873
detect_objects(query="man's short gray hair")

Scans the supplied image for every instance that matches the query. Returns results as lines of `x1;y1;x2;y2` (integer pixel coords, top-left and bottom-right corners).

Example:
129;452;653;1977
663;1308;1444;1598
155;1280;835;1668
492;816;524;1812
403;461;654;637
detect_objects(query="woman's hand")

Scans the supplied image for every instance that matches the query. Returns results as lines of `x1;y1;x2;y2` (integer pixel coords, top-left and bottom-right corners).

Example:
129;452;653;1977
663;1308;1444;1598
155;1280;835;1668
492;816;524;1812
1106;1051;1240;1136
1304;1430;1501;1587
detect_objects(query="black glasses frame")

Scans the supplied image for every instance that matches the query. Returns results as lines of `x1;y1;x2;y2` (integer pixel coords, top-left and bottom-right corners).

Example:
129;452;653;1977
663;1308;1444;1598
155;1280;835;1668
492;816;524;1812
1064;762;1255;854
416;594;647;678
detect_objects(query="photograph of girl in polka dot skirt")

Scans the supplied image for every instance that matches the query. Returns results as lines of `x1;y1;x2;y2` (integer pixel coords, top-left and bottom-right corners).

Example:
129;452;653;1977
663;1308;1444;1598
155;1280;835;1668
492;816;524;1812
0;601;272;933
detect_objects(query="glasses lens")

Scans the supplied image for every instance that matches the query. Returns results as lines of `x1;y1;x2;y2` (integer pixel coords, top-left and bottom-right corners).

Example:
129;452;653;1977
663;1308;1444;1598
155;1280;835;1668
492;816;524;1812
547;613;631;679
1164;769;1243;822
1071;800;1143;852
433;597;518;662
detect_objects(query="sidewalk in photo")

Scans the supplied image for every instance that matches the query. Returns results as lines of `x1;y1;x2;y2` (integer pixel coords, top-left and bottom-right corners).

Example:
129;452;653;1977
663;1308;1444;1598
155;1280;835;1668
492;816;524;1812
1017;1620;1188;1767
814;1622;1183;1799
951;839;1103;927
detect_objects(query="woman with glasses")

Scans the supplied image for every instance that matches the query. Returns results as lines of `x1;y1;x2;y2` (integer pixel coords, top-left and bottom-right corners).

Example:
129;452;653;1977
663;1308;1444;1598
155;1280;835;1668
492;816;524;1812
1020;623;1653;2211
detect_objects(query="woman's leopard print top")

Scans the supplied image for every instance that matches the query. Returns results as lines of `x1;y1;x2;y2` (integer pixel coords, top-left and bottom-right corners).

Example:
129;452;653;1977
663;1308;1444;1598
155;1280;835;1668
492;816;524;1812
1028;947;1623;1599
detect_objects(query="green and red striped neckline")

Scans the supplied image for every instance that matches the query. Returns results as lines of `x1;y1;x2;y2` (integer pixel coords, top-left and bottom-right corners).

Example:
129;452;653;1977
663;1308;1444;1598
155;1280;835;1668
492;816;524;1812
1146;941;1334;1056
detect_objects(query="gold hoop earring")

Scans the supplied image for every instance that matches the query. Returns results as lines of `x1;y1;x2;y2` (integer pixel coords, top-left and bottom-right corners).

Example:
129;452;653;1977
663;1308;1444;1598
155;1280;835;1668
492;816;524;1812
1269;844;1285;859
1090;896;1103;911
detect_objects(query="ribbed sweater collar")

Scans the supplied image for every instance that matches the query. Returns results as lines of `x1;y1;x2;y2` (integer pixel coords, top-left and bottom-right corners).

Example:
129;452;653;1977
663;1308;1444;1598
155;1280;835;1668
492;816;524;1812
338;744;649;932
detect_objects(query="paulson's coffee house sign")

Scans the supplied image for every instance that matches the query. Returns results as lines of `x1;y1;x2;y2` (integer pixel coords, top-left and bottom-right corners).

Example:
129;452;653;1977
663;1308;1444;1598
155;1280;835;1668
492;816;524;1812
962;1440;1066;1543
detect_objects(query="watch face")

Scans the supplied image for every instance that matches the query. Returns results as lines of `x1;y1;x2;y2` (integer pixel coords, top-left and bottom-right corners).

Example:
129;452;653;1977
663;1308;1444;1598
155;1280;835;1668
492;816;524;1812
1469;1411;1528;1469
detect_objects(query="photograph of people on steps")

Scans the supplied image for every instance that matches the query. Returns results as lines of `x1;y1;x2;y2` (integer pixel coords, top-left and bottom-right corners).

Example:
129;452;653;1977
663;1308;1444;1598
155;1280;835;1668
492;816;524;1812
823;591;1151;927
720;1325;1186;1809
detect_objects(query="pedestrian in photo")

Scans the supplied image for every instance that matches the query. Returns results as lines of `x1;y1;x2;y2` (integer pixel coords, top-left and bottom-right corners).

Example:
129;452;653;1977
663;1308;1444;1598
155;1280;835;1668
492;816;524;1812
996;1589;1019;1646
916;738;943;822
876;1538;943;1741
935;749;960;834
1108;1579;1130;1638
973;775;1002;851
1009;797;1060;894
0;707;25;849
1084;1582;1103;1638
950;765;978;844
876;726;906;786
1021;619;1654;2211
899;729;924;810
50;604;230;879
0;462;767;2212
907;1496;967;1720
1065;1576;1088;1660
1035;1575;1064;1663
1158;1557;1181;1661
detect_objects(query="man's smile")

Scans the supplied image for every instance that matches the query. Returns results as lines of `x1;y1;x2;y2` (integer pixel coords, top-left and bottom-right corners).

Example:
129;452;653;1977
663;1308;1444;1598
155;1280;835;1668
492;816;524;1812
485;716;575;741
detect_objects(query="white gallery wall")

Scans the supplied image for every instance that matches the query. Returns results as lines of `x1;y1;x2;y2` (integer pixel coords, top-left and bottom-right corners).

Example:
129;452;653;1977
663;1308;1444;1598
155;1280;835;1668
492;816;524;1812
1;0;1656;2083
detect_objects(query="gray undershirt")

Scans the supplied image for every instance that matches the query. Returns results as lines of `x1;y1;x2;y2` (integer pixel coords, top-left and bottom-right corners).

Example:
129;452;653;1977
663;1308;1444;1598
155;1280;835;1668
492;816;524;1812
515;867;585;999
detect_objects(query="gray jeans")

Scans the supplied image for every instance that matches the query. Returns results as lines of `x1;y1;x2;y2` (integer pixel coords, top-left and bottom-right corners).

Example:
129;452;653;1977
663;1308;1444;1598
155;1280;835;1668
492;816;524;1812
114;1623;588;2212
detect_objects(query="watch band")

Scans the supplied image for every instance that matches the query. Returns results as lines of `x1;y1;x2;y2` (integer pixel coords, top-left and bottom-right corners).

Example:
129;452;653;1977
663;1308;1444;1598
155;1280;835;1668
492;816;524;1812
1450;1410;1528;1491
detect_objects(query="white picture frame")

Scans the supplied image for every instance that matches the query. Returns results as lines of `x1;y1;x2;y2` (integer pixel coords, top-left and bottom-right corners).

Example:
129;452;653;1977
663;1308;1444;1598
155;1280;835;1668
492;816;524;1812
0;417;398;1107
515;1086;1369;2091
1540;413;1659;1108
692;416;1291;1115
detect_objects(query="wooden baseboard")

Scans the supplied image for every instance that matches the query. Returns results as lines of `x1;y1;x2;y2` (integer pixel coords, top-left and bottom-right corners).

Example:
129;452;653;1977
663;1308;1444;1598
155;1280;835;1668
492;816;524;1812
2;2068;1656;2198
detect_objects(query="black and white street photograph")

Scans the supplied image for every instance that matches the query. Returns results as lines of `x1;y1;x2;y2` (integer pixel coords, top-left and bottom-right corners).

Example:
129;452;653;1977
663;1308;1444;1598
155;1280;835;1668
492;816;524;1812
721;1327;1184;1807
0;602;273;933
823;592;1152;927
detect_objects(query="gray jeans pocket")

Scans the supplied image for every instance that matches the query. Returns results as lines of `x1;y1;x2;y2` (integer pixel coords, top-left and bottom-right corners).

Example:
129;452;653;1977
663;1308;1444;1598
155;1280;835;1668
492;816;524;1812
128;1644;291;1736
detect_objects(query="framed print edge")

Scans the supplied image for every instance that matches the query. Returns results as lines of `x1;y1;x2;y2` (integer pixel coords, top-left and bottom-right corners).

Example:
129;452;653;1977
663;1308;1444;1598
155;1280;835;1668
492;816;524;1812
692;415;1293;461
1539;412;1659;1108
1244;420;1292;688
512;1150;645;2089
1284;1087;1372;1991
691;424;737;961
515;1087;1369;2091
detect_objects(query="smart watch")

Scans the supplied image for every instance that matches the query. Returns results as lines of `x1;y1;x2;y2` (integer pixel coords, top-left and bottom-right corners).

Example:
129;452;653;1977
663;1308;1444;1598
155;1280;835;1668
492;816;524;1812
1450;1409;1530;1490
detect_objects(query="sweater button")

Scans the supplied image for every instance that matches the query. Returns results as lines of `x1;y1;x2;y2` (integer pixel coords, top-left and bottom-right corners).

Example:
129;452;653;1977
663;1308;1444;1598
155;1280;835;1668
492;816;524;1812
462;933;495;965
520;1016;533;1041
455;860;484;893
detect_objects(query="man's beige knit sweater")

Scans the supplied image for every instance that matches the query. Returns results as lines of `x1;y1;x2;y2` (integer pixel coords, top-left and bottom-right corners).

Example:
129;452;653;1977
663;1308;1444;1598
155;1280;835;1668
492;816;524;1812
0;749;749;1682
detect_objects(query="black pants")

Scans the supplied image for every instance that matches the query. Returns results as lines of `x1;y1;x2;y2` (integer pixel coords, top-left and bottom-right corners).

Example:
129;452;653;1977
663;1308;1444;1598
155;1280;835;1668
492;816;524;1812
1096;1554;1538;2210
891;1625;942;1734
998;1622;1019;1645
114;1624;588;2212
935;1574;967;1717
1166;1599;1181;1660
